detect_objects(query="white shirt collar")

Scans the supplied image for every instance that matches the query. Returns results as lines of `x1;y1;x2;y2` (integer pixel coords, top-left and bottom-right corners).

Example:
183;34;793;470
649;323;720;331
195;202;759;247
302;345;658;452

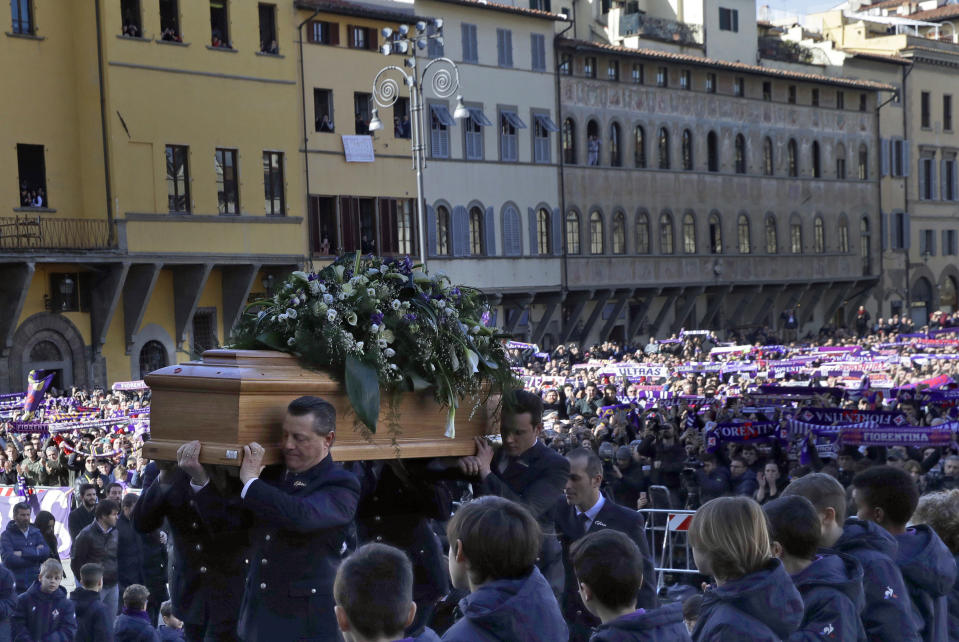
577;494;605;522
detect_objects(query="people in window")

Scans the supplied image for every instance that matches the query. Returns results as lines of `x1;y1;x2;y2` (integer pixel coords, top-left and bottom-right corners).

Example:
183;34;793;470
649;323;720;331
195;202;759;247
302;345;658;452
587;134;600;166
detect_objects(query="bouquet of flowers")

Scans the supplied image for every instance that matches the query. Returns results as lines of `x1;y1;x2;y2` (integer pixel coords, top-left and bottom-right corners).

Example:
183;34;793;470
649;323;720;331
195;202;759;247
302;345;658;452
231;253;516;436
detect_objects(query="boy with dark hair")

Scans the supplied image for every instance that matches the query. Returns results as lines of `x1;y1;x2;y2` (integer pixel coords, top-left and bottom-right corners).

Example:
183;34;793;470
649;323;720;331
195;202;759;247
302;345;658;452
333;543;440;642
852;466;957;642
442;496;567;642
570;530;690;641
71;562;112;642
763;495;866;641
157;601;185;641
783;472;920;642
12;558;77;641
115;584;159;641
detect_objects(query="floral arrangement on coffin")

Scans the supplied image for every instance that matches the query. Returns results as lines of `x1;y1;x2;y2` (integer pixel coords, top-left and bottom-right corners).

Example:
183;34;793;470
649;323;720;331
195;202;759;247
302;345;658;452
231;253;516;437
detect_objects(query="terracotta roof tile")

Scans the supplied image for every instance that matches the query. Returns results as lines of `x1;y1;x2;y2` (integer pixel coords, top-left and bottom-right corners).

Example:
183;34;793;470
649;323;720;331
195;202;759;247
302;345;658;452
295;0;425;23
558;38;897;90
907;4;959;21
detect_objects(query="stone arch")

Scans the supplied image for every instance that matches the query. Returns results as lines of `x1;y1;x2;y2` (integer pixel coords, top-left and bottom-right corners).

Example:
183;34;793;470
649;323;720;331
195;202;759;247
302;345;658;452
129;322;176;379
8;312;88;393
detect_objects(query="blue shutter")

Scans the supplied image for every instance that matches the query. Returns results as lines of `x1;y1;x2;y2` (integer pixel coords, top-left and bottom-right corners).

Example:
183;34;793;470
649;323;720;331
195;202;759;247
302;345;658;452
484;206;496;256
881;211;888;251
503;207;521;256
452;205;468;256
919;229;927;256
552;207;563;256
904;212;911;250
880;139;890;176
903;140;910;177
942;230;948;257
931;158;938;200
919;159;926;200
528;207;538;255
427;205;437;257
930;230;937;256
942;159;948;200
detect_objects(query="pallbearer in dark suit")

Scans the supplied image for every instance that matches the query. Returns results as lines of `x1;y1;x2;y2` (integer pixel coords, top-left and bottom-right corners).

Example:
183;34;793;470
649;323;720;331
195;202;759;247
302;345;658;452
184;396;360;642
458;390;570;598
554;448;658;642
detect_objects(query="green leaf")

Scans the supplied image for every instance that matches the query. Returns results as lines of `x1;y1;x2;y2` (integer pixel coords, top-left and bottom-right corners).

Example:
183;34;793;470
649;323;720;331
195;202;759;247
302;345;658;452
256;331;286;351
345;355;380;432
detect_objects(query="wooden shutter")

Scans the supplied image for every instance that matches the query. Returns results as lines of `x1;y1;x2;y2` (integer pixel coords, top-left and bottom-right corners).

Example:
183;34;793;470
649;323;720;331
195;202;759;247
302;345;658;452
528;207;538;255
484;207;496;256
427;205;437;257
329;21;339;45
378;198;397;254
552;207;563;256
503;207;521;256
307;21;317;43
367;27;378;51
346;24;355;48
339;196;360;251
902;139;910;177
904;212;911;250
309;196;321;252
881;211;888;251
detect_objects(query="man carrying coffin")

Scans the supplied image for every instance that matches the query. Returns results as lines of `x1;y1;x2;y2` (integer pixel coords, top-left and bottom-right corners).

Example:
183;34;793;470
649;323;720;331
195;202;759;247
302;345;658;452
187;396;360;642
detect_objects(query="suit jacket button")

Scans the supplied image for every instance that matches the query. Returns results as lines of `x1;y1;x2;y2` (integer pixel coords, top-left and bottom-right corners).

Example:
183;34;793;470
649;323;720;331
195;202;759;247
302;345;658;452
374;515;382;523
195;544;202;551
260;582;267;590
311;588;316;594
265;534;271;541
261;558;268;565
192;522;198;529
375;535;383;542
200;566;207;574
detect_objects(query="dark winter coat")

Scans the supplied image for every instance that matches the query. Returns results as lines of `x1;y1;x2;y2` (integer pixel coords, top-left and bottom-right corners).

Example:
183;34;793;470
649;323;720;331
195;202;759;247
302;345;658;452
895;525;958;642
114;609;159;642
11;583;76;642
691;559;804;642
788;552;866;642
0;565;16;642
117;514;144;590
948;553;958;642
70;586;112;642
590;603;692;641
0;522;50;593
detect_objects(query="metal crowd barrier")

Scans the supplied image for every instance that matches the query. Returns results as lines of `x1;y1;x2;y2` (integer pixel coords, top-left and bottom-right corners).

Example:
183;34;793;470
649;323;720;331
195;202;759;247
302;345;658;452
639;507;699;594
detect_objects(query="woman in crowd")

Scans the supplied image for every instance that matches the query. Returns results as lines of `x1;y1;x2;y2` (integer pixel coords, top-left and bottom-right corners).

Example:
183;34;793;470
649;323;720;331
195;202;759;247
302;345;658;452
33;511;60;563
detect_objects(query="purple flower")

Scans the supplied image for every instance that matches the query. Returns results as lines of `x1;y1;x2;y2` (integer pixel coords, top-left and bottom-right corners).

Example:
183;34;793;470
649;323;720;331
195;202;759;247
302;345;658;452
404;313;418;323
371;312;385;325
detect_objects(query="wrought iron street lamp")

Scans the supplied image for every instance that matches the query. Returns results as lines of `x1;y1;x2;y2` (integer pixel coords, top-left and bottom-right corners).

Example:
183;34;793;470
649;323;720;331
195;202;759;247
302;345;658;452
369;18;469;271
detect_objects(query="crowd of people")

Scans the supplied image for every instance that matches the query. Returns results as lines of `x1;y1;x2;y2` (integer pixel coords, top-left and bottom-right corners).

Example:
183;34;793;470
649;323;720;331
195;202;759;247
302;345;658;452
0;314;958;640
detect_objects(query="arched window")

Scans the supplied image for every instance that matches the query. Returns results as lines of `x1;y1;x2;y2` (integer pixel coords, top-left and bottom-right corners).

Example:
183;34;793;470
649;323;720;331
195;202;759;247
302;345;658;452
612;211;626;254
537;208;551;255
469;206;485;255
658;127;670;169
660;211;674;254
636;210;650;254
835;143;847;179
502;205;522;256
590;210;604;254
839;216;849;253
707;131;718;172
682;211;696;254
31;340;61;361
587;119;600;166
708;211;722;254
610;122;621;167
738;213;751;254
763;137;774;176
562;118;576;165
566;210;580;254
858;144;868;180
812;141;821;178
860;216;871;274
790;217;802;254
139;340;168;378
734;134;746;174
634;126;646;168
682;129;693;170
765;214;778;254
788;139;798;177
814;216;825;253
436;205;451;256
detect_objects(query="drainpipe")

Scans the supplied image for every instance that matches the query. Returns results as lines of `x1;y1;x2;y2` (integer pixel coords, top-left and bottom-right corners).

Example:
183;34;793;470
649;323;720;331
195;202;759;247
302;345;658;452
902;62;912;314
298;8;323;268
555;12;574;316
94;0;115;245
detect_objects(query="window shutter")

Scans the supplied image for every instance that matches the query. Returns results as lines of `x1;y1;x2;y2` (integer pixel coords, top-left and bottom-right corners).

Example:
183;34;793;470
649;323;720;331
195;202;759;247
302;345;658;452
528;207;538;255
484;207;496;256
880;139;889;176
427;205;437;257
902;140;910;177
506;31;513;66
733;9;739;31
346;24;354;47
942;159;948;200
953;161;959;200
552;208;563;256
918;159;926;200
881;211;888;251
462;23;471;61
497;30;504;66
307;21;317;43
931;158;938;200
904;212;911;250
930;231;937;256
452;206;469;256
503;208;521;256
919;230;927;256
330;22;339;45
367;27;378;51
942;230;948;257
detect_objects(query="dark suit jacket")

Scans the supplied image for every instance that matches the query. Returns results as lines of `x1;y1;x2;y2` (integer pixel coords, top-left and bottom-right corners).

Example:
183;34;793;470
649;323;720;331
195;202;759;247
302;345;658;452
208;455;360;642
477;440;570;531
554;496;659;642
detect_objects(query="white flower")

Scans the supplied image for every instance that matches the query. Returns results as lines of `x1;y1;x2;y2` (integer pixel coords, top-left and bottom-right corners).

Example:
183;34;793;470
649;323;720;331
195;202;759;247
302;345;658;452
380;265;389;273
381;329;395;343
377;339;388;349
436;300;446;309
257;311;266;320
270;315;277;322
356;341;364;352
338;292;348;300
334;265;345;281
367;268;379;276
445;308;455;317
347;312;358;326
286;308;297;319
384;348;396;358
278;313;288;322
308;280;321;294
323;293;334;304
390;363;399;370
287;337;295;346
341;283;354;296
327;309;338;322
371;324;379;333
292;271;309;283
472;325;481;334
367;288;376;297
391;299;401;310
318;282;327;293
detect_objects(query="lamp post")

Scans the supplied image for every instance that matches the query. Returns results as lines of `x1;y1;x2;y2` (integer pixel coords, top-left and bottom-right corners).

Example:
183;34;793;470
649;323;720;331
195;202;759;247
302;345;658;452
368;19;469;272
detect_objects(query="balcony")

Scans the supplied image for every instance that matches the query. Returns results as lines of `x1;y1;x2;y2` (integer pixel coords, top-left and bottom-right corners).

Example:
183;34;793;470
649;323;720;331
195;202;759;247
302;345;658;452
0;216;117;251
758;36;815;63
618;12;703;47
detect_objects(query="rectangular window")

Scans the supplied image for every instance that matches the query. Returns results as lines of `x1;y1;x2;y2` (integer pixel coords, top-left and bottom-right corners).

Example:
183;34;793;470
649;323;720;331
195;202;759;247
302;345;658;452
378;198;415;256
257;3;277;53
427;22;443;58
584;57;596;78
461;23;478;63
159;0;181;41
263;152;285;216
657;67;668;87
394;97;410;138
836;91;844;110
338;197;376;252
763;81;772;101
307;20;338;45
892;139;905;177
499;109;526;162
631;64;643;84
533;113;558;164
496;29;513;67
945;95;953;131
308;196;337;255
531;34;546;72
836;157;846;180
859;93;867;112
921;91;931;128
733;77;744;96
947;230;957;256
165;145;190;213
209;0;230;48
348;25;376;51
354;92;372;135
314;89;334;132
608;61;619;81
10;0;33;35
215;148;239;214
705;72;716;93
920;156;935;200
559;53;571;75
429;104;454;158
680;70;691;90
464;106;491;161
811;88;819;106
788;85;796;104
16;144;47;208
121;0;142;37
718;7;739;31
945;158;957;200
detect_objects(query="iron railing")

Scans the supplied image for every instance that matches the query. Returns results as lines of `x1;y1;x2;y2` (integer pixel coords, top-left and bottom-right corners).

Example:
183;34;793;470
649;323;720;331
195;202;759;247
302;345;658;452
0;216;117;251
619;12;703;46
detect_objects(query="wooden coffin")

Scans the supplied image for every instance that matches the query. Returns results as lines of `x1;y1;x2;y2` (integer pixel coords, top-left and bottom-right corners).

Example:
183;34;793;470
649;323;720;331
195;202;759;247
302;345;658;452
142;349;498;466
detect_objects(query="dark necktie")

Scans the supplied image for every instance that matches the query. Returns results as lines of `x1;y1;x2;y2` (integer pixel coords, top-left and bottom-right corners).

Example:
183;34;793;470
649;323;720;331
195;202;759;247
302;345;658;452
577;512;590;536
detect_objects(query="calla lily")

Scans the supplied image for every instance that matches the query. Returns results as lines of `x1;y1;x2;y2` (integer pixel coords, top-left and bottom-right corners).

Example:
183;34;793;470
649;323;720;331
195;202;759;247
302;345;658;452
291;271;309;282
412;270;432;284
445;406;456;439
464;348;479;374
334;265;346;282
